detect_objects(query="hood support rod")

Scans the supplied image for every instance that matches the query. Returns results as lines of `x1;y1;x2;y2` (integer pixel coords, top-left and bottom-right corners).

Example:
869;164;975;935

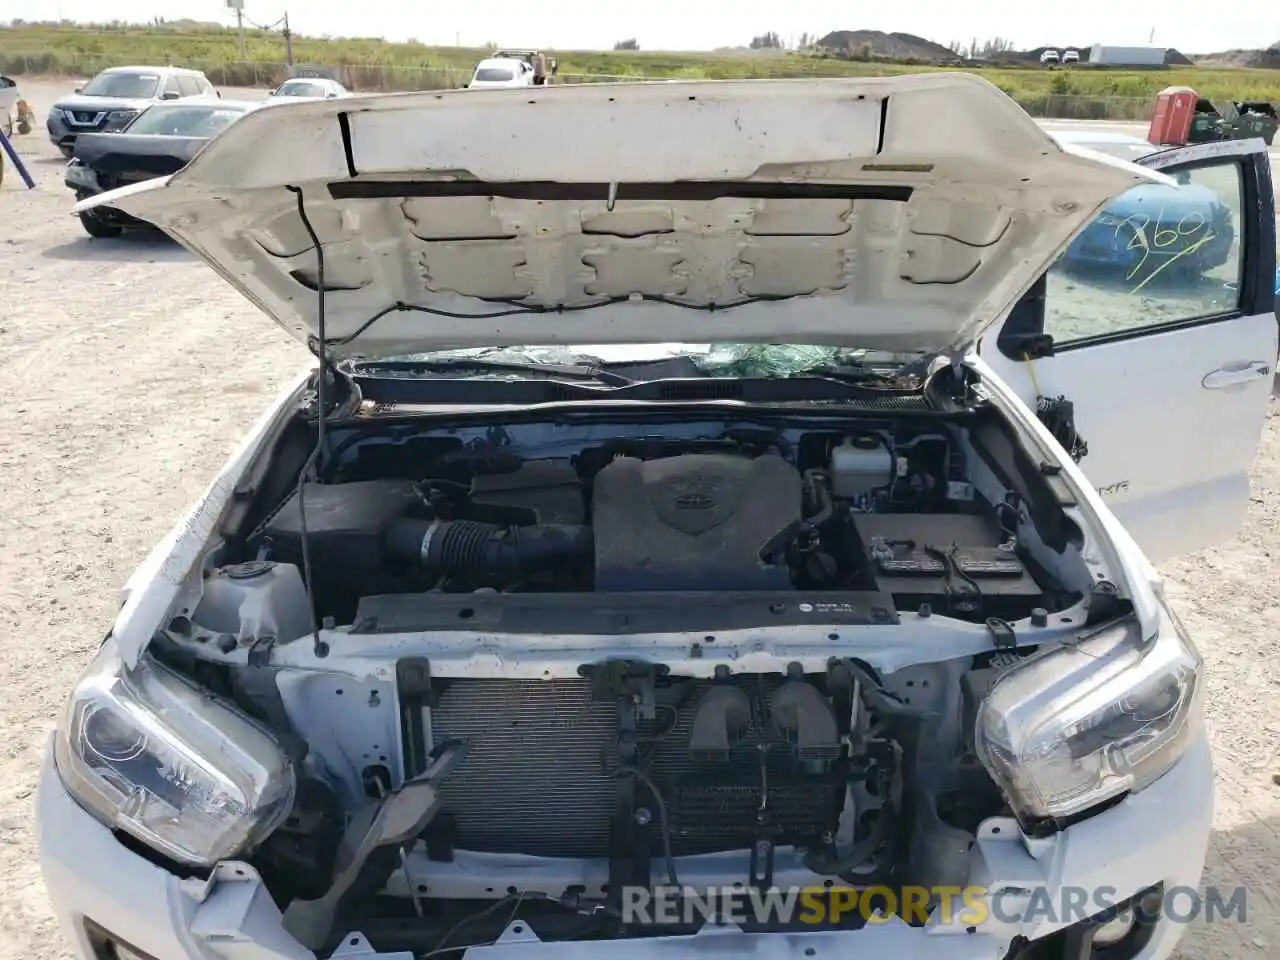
289;183;332;468
286;184;332;659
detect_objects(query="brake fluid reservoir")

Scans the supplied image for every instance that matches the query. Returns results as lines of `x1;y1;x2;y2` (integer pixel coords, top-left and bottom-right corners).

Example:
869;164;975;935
830;435;894;499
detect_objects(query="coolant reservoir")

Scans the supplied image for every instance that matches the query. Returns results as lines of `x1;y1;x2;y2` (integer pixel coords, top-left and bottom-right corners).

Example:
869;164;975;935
830;435;894;499
192;561;313;645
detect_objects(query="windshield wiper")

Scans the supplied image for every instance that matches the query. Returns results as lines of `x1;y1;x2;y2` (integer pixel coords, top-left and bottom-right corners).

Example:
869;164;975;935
352;357;635;386
792;364;923;389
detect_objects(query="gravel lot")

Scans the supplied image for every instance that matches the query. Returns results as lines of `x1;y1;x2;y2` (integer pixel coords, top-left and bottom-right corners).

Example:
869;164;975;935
1;78;1277;960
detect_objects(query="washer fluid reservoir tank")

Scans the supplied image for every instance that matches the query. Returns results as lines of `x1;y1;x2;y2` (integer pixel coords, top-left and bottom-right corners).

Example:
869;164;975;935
830;435;894;499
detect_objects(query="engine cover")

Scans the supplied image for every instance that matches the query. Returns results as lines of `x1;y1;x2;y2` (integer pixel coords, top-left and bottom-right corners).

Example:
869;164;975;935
592;453;802;591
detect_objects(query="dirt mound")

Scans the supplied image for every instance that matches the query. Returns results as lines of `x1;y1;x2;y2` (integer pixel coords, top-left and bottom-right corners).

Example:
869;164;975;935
1194;47;1280;69
815;30;956;62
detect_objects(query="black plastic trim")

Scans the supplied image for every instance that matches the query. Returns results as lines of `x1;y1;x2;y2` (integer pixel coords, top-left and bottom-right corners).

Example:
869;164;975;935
337;111;357;178
353;590;901;635
347;371;930;408
83;918;164;960
327;180;914;202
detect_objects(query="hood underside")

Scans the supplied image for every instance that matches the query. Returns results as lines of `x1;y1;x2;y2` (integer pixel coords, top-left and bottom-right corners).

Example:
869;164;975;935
78;74;1168;360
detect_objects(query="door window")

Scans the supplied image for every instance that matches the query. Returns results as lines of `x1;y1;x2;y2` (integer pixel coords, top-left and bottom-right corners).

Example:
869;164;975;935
162;76;183;99
177;76;201;97
1041;160;1245;347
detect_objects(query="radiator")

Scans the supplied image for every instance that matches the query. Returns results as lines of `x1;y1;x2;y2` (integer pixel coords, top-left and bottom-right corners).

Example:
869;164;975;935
427;676;844;860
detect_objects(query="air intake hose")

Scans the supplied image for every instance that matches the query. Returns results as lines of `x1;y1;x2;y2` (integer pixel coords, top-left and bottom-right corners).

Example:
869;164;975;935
385;518;593;578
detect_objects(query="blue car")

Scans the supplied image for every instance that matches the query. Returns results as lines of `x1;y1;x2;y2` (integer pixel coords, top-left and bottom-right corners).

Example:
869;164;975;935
1049;131;1236;281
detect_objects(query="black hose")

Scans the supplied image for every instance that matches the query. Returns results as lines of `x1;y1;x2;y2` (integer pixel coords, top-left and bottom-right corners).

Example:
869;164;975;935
757;470;834;564
385;518;593;577
842;660;917;718
801;804;892;876
801;469;834;530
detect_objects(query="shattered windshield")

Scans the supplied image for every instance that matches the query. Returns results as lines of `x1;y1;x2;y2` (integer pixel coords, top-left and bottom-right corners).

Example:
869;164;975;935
374;344;926;379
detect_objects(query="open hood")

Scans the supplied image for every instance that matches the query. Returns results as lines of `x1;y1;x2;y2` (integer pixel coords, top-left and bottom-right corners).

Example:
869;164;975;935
78;74;1170;360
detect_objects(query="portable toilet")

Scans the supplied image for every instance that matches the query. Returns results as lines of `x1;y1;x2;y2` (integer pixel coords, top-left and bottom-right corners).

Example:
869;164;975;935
1147;86;1197;145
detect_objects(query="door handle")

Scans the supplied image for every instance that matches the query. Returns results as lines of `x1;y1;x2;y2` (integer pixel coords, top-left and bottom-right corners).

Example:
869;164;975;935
1201;361;1271;390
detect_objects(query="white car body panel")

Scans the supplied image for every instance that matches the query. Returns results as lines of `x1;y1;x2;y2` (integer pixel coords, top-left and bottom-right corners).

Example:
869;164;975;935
74;73;1170;358
38;729;1214;960
468;57;536;88
979;136;1278;562
269;77;351;101
38;75;1278;960
112;368;313;668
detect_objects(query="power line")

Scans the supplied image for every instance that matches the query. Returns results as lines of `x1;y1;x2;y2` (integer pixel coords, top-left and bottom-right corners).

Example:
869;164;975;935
242;11;289;31
225;5;294;65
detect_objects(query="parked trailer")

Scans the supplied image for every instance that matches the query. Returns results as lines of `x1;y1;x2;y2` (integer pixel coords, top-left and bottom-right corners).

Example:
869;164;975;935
1089;44;1167;66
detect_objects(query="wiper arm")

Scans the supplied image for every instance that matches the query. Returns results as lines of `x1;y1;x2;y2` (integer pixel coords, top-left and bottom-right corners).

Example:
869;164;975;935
355;357;635;386
793;364;922;389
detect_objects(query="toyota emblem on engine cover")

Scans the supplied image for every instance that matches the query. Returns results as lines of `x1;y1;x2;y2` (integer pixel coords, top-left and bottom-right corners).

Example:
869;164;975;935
669;473;724;510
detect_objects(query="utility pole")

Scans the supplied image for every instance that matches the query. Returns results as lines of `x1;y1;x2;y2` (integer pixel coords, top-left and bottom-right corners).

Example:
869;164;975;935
283;11;294;67
227;0;247;59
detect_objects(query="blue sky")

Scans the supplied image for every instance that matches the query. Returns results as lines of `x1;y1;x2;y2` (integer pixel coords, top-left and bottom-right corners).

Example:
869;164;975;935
10;0;1277;53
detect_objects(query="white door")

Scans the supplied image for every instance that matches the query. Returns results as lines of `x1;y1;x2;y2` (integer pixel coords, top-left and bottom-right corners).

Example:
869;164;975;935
979;138;1277;564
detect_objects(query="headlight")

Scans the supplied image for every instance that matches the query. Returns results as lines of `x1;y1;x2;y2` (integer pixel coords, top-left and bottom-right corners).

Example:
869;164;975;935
103;110;137;131
974;609;1201;822
53;638;295;866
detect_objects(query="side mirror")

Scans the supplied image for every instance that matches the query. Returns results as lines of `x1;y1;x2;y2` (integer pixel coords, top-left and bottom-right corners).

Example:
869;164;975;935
549;59;559;75
74;86;83;94
161;90;180;101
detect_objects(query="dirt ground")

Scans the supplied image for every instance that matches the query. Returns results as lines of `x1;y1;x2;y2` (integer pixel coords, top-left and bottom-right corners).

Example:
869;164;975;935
0;79;1277;960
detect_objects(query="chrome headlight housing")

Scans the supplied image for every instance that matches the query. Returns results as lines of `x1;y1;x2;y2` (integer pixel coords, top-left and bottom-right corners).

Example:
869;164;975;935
975;606;1201;821
53;638;295;866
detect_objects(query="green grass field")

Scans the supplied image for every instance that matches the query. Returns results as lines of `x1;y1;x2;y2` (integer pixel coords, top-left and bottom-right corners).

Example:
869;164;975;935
4;22;1280;120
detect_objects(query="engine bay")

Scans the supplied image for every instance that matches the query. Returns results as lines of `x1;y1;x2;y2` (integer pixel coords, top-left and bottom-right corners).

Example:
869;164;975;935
160;408;1112;955
234;415;1073;628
